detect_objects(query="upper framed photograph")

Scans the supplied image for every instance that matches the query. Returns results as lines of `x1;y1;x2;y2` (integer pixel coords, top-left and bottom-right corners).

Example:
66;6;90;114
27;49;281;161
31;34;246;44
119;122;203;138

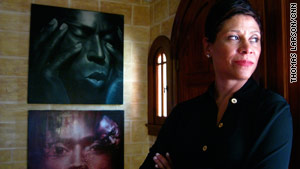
28;4;124;104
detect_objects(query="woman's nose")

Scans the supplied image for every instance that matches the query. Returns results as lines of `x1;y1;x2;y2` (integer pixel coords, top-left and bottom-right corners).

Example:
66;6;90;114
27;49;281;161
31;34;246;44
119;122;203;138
238;40;254;55
87;35;106;64
69;145;87;169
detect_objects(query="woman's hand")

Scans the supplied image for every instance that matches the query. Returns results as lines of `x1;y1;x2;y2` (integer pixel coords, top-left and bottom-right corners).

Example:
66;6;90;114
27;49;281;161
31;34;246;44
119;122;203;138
29;18;82;103
153;152;173;169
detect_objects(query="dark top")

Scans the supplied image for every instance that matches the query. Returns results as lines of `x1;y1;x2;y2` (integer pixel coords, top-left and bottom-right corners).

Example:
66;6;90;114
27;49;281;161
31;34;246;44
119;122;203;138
140;78;293;169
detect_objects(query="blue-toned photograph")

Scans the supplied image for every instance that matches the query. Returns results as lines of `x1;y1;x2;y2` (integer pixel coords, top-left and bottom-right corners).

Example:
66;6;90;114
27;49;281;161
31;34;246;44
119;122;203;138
28;4;124;104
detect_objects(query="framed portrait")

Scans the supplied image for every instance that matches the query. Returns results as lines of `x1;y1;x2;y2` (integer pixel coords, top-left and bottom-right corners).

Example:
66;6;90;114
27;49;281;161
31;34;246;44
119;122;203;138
28;110;124;169
28;4;124;104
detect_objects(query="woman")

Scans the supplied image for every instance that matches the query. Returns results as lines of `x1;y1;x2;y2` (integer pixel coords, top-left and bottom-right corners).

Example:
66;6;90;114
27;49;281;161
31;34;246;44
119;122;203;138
140;0;293;168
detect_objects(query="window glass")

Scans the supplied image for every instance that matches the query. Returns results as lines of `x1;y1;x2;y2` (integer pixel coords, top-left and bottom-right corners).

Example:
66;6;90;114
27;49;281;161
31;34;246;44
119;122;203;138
156;53;167;117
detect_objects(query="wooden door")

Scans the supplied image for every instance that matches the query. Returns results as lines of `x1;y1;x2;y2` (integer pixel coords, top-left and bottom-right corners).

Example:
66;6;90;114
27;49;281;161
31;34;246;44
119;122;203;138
171;0;215;104
263;0;299;168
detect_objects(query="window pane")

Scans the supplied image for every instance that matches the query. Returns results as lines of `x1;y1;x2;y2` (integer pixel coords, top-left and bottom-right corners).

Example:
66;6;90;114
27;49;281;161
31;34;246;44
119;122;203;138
157;64;162;117
163;53;167;62
163;62;167;117
157;54;162;64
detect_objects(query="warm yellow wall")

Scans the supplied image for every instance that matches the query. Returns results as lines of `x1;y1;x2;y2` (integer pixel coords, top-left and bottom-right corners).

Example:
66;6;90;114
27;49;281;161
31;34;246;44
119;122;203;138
0;0;179;168
150;0;180;43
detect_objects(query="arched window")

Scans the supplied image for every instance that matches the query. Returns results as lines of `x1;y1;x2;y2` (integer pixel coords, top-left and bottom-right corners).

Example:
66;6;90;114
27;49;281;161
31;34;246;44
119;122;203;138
156;53;168;117
147;36;174;135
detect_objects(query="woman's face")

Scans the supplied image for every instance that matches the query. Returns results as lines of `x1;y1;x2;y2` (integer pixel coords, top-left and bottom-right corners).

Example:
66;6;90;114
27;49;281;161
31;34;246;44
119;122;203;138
209;14;261;81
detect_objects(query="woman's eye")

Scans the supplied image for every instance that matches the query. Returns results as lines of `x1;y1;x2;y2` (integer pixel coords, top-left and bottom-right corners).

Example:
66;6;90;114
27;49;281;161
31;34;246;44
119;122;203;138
69;26;90;38
250;37;260;43
54;146;67;155
47;143;69;157
228;35;239;40
85;142;108;154
70;27;83;36
88;143;102;151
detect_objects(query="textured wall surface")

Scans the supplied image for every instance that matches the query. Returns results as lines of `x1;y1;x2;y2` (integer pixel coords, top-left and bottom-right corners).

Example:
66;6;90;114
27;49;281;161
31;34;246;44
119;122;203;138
0;0;179;168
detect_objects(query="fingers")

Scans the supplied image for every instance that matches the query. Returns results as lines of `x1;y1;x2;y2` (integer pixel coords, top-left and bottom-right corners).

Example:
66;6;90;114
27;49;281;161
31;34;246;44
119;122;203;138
32;18;69;68
39;22;69;67
31;18;58;65
47;43;82;72
153;153;172;169
105;43;123;71
153;154;163;168
117;26;123;42
166;152;173;166
33;18;58;51
47;23;68;50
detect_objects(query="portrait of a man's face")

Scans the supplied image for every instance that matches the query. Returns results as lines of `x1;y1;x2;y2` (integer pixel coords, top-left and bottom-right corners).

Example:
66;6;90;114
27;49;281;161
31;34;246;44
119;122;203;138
28;110;124;169
28;4;124;104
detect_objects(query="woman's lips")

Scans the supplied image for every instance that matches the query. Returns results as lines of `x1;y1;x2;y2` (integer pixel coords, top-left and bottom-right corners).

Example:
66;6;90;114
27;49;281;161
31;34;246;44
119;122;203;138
87;72;106;81
86;72;106;87
234;60;254;66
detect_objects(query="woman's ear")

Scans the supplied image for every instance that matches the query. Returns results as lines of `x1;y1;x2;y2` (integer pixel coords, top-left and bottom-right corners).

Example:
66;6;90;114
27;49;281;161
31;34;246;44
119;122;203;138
202;37;211;55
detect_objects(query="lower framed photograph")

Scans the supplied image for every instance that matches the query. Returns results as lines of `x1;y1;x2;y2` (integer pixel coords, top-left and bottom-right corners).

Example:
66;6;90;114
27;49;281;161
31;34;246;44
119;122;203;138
28;110;124;169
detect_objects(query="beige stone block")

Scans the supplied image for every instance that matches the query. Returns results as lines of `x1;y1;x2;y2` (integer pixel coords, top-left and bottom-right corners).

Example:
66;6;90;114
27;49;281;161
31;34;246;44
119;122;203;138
111;0;140;4
0;124;14;147
124;63;147;82
124;143;144;154
0;164;13;169
0;31;29;57
0;150;11;162
0;122;27;148
133;5;150;26
34;0;68;8
161;16;175;38
132;42;149;64
150;24;160;44
124;81;147;104
149;135;157;143
169;0;180;16
0;77;27;102
0;12;30;32
100;2;131;25
70;0;98;11
150;4;154;26
124;155;131;169
140;0;152;5
124;63;131;82
124;41;132;64
12;162;26;169
131;154;147;169
15;123;28;148
143;143;151;154
132;63;147;82
0;0;31;12
12;149;26;162
153;0;168;24
0;58;28;76
0;104;27;122
131;120;148;142
125;103;147;121
125;25;150;43
124;121;131;144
